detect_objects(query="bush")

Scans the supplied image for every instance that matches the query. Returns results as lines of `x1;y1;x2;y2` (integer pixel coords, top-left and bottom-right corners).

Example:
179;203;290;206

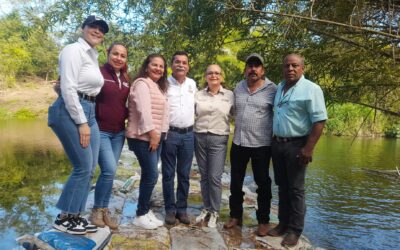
384;124;400;138
13;109;37;119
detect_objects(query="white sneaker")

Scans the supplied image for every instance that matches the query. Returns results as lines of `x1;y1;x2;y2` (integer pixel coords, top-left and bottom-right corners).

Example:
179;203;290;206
53;214;86;235
207;211;219;228
133;214;158;230
195;209;209;223
147;210;164;227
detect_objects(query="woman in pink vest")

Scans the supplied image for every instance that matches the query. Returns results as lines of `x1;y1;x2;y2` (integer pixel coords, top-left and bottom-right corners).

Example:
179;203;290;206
125;54;169;229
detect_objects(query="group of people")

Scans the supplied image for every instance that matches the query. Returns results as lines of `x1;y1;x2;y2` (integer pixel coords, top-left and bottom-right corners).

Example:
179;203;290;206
48;15;327;248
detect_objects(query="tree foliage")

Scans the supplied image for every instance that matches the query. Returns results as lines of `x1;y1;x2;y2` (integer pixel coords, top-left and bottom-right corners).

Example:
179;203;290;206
222;0;400;116
3;0;400;120
0;11;59;87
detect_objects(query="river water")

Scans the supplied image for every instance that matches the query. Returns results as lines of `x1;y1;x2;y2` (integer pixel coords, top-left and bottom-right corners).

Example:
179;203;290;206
0;120;399;249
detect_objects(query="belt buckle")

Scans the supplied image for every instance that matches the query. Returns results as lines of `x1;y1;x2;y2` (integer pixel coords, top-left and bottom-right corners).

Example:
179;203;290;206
275;136;288;143
80;92;95;102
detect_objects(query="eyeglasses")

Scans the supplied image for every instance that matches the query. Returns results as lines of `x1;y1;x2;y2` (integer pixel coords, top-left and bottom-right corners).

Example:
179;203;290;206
206;71;221;76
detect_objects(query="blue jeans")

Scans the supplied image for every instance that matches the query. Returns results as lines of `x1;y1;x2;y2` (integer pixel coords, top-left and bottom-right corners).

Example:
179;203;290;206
48;97;100;214
94;130;125;208
127;138;161;216
161;131;194;214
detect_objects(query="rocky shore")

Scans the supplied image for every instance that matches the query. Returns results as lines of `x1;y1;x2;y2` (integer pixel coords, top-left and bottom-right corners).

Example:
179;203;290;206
16;143;315;249
99;145;314;250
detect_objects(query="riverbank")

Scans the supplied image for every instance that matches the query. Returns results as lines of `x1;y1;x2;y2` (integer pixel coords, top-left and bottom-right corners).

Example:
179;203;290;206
0;79;57;119
1;80;398;137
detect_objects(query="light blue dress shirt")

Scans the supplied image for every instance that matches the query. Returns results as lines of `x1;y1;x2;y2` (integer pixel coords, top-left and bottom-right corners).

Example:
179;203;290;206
273;75;328;137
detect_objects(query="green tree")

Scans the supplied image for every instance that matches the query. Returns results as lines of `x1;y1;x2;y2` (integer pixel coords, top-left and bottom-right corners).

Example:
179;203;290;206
0;11;59;87
6;0;400;133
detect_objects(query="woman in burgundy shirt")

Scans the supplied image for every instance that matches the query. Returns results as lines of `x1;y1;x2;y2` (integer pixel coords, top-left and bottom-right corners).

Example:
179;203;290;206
89;42;130;230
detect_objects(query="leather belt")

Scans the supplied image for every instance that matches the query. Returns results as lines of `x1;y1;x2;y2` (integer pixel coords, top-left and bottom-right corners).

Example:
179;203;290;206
273;135;307;143
78;92;96;103
169;126;193;134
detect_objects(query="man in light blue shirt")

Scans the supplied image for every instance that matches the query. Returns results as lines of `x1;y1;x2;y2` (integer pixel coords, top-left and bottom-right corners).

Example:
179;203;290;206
269;54;327;247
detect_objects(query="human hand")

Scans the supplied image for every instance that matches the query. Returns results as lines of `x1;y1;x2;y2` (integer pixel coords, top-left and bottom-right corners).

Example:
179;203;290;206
297;147;313;166
78;123;91;148
148;130;160;152
52;80;61;96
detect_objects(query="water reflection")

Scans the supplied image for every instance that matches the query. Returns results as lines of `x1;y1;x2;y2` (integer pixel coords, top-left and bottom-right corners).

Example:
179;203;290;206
0;121;399;249
0;120;69;249
306;136;400;249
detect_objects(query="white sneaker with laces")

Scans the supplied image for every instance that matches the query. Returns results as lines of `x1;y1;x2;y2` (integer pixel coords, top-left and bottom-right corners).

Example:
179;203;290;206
147;210;163;227
134;214;158;230
207;211;219;228
195;209;209;223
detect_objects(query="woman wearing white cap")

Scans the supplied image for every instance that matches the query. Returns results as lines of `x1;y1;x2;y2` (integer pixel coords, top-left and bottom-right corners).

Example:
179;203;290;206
48;15;109;235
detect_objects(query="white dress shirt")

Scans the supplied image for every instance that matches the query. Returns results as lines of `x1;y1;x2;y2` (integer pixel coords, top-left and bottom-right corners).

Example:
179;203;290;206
167;75;197;128
59;37;104;124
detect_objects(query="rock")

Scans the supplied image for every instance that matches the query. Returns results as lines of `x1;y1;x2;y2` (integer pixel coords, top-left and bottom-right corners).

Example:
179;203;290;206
170;225;227;250
112;223;170;250
221;172;230;187
255;234;313;250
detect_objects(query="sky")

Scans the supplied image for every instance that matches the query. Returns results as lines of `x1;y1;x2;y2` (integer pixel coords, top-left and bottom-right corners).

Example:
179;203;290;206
0;0;13;17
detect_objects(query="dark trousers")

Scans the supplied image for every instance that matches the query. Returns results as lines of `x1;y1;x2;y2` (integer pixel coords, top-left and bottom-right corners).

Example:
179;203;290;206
161;131;194;214
271;138;307;235
229;143;272;224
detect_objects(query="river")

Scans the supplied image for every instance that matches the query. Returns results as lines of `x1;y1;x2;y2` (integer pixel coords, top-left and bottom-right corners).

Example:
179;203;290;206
0;120;399;249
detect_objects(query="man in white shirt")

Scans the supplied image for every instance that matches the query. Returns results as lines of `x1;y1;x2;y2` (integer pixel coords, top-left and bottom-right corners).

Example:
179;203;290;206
161;51;197;225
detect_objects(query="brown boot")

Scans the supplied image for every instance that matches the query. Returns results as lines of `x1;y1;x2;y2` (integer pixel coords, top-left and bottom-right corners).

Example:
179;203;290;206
256;223;272;236
223;217;242;229
89;208;106;227
103;208;118;230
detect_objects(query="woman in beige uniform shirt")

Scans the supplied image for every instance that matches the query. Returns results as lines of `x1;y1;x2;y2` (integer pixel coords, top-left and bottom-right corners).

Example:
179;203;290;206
194;64;234;227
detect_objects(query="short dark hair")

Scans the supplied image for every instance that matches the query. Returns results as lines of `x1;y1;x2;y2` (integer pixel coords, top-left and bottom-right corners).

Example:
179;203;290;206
134;54;168;93
171;51;189;64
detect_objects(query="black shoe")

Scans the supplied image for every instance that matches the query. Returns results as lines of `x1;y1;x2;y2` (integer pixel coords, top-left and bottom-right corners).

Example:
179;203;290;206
74;215;98;233
53;214;86;235
165;212;176;225
176;212;190;225
267;223;288;237
281;232;300;247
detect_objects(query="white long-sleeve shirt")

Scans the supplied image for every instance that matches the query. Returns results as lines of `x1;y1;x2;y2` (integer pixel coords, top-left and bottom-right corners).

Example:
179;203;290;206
59;37;104;124
167;76;197;128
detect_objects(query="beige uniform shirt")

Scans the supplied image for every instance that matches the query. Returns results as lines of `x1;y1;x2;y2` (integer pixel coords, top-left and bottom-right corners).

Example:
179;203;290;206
194;86;234;135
